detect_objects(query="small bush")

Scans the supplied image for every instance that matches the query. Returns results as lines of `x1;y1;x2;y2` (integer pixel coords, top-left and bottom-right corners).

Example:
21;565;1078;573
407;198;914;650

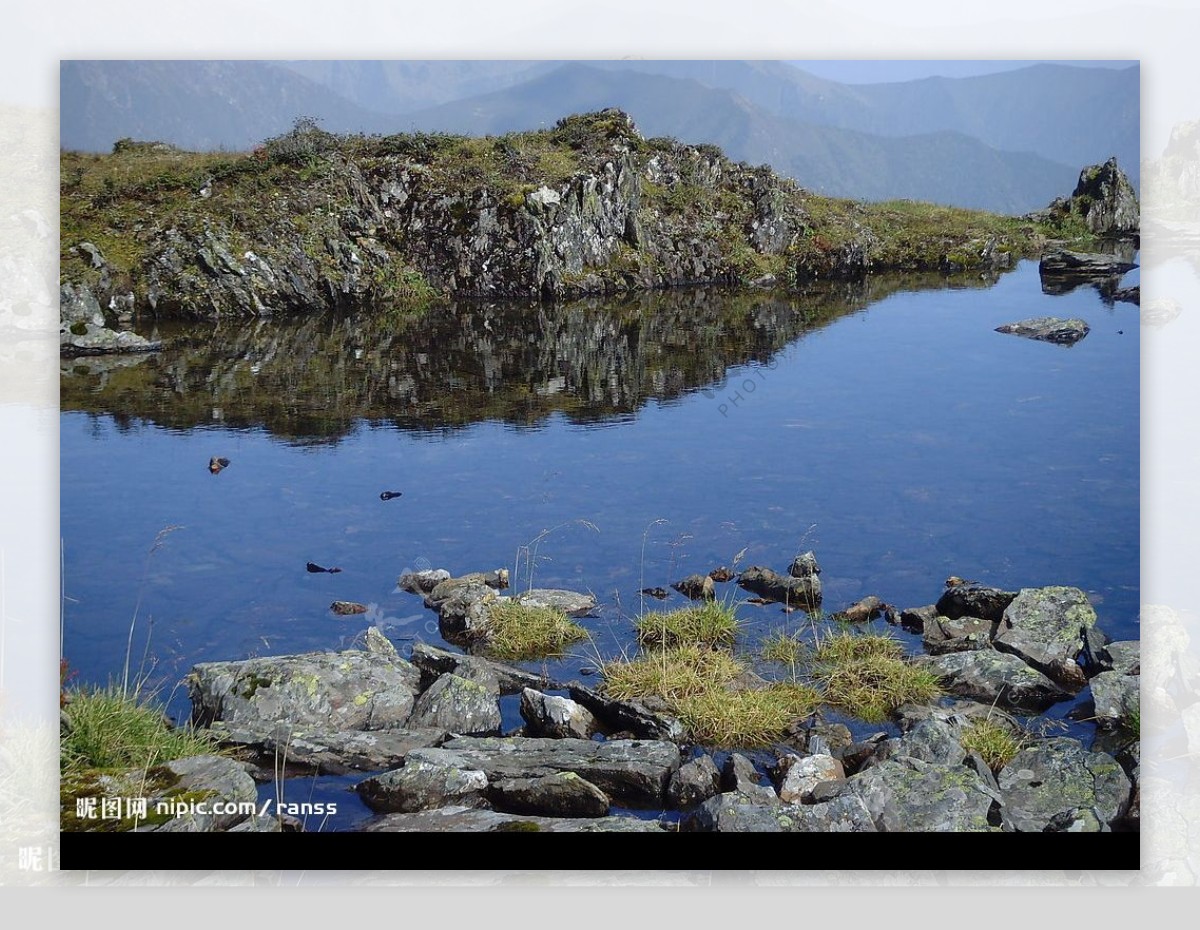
484;600;587;660
635;601;739;648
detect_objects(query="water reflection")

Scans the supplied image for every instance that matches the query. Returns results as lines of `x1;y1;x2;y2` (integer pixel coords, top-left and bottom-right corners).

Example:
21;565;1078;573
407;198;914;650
61;271;1004;442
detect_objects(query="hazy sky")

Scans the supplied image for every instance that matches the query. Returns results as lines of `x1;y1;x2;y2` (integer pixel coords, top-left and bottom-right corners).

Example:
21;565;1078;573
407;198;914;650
790;60;1137;83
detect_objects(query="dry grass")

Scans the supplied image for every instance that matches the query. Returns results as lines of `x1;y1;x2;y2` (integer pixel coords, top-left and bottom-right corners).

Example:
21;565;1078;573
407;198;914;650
674;682;820;746
812;631;942;723
602;644;743;703
635;601;739;649
483;599;588;660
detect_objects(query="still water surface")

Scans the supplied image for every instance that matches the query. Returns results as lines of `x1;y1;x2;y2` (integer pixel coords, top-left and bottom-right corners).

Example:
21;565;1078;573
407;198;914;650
61;260;1139;809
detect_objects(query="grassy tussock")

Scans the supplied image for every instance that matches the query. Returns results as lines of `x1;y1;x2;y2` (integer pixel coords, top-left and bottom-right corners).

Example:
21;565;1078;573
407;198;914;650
635;601;739;649
960;718;1028;772
60;685;219;777
483;600;588;660
759;630;806;666
602;645;743;703
674;682;821;746
813;631;942;723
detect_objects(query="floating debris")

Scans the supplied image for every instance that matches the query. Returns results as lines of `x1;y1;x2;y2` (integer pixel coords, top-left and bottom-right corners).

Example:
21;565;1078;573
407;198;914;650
307;562;343;574
208;456;230;474
331;601;369;616
640;587;669;600
379;491;403;501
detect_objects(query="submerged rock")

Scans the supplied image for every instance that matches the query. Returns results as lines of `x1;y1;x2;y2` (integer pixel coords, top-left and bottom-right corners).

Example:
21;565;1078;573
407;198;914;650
995;316;1091;346
513;588;597;616
992;585;1096;691
672;573;715;601
836;595;887;624
935;582;1017;624
738;565;822;610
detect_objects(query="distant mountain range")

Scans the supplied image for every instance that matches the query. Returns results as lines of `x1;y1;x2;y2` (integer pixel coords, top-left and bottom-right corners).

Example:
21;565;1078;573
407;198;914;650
60;60;1139;215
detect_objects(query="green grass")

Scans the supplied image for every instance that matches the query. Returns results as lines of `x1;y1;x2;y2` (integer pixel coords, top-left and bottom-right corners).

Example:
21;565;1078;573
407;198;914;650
811;631;942;723
602;644;743;703
60;684;219;778
674;682;820;746
635;601;739;649
760;630;807;666
960;718;1027;772
483;599;588;660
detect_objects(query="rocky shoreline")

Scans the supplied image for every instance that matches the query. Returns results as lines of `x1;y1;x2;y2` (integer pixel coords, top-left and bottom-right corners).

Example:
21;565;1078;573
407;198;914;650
63;563;1140;833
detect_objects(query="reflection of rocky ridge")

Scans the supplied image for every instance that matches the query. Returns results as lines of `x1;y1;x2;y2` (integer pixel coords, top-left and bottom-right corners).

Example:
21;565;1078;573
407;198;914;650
61;272;998;442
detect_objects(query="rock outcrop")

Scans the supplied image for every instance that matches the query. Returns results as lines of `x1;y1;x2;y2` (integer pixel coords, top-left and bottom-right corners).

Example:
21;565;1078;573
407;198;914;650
1033;157;1140;238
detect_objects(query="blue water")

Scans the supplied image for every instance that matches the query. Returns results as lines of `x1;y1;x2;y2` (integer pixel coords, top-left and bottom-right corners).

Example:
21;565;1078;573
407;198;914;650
61;260;1139;826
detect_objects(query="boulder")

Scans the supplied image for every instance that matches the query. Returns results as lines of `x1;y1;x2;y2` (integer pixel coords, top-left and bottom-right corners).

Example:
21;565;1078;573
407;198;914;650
409;642;559;694
788;551;821;579
667;755;722;809
722;753;779;805
519;688;599;740
880;717;967;767
993;585;1096;691
776;753;845;803
1038;249;1137;296
997;737;1131;831
895;605;938;633
1063;158;1141;237
144;755;259;832
672;573;715;601
402;736;681;808
1106;641;1141;676
397;568;452;594
920;649;1072;711
935;582;1017;624
995;316;1090;346
187;649;422;734
407;672;502;736
837;595;886;624
513;588;597;616
1089;670;1140;730
488;771;610;818
737;565;822;610
568;684;686;741
845;756;999;832
922;614;996;654
60;283;162;356
218;725;446;776
356;758;489;814
682;793;876;832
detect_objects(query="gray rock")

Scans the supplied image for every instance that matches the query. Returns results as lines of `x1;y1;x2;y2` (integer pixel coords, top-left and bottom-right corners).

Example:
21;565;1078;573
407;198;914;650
397;568;452;594
667;754;722;809
1106;640;1141;676
995;316;1091;346
364;806;669;832
682;793;876;832
489;771;610;818
188;649;422;733
788;551;821;579
132;755;258;832
737;565;822;610
364;626;398;658
568;684;686;741
1038;249;1138;297
407;672;502;736
997;737;1131;831
777;753;845;803
883;717;966;767
404;736;681;808
410;642;558;695
672;573;715;601
218;725;446;776
228;815;283;832
895;605;937;633
923;614;996;654
723;753;779;804
1060;158;1141;237
1089;670;1140;729
519;688;599;739
993;585;1096;691
920;649;1072;711
429;582;498;642
846;756;999;832
935;583;1017;624
513;588;597;616
356;759;489;813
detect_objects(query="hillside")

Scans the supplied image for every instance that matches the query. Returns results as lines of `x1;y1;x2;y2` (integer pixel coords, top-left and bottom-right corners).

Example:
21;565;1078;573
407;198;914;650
60;110;1108;324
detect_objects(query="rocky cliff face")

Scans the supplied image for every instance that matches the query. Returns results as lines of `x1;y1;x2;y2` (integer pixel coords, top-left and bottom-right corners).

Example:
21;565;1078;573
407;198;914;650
1033;157;1139;239
60;110;1083;333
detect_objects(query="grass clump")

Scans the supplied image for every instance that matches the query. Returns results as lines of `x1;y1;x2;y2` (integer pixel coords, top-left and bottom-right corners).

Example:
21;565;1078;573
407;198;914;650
635;601;739;649
760;630;807;666
960;718;1027;772
603;644;743;703
675;682;820;747
60;685;219;778
484;599;587;660
813;631;942;723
